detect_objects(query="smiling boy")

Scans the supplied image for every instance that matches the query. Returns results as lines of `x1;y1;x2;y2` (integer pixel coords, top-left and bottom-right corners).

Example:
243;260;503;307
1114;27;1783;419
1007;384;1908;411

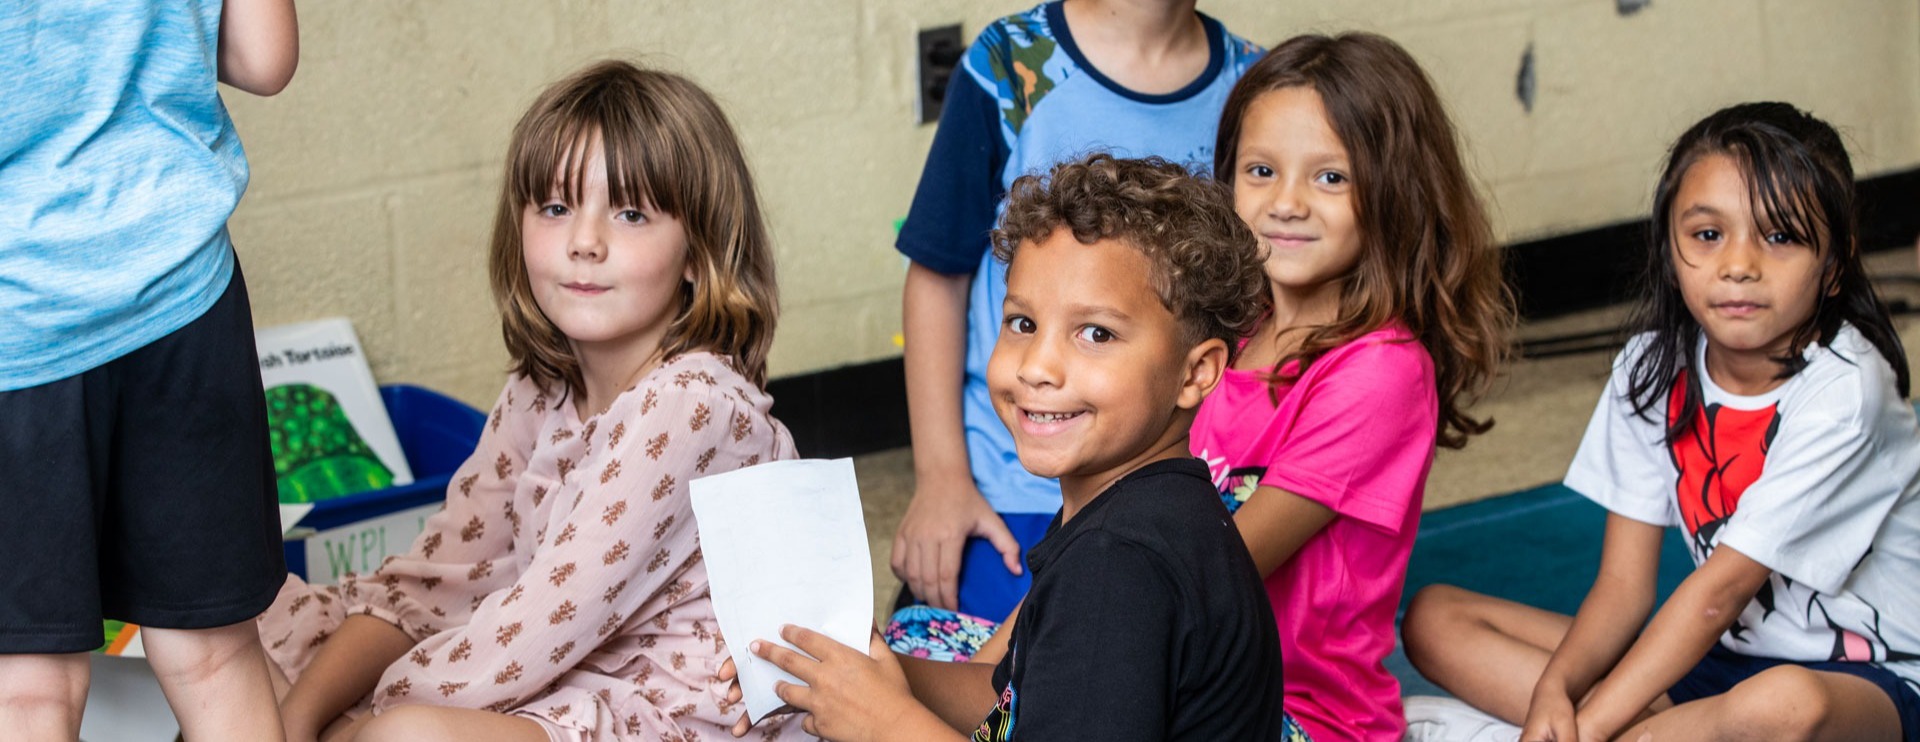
740;154;1288;742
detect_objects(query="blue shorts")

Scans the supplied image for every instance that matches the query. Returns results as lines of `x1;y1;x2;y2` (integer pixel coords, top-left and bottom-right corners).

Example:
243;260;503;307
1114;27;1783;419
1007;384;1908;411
1669;645;1920;741
952;512;1053;623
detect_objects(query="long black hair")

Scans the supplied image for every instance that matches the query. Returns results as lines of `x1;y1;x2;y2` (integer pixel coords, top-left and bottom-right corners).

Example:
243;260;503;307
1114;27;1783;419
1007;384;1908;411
1625;101;1908;442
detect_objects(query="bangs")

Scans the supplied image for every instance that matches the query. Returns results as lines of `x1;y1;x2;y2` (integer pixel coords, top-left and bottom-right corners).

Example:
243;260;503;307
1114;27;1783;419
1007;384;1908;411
506;87;674;216
1726;134;1831;252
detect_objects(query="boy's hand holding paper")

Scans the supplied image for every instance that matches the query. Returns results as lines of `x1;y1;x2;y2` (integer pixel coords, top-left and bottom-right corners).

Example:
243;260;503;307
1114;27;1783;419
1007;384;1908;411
689;458;875;723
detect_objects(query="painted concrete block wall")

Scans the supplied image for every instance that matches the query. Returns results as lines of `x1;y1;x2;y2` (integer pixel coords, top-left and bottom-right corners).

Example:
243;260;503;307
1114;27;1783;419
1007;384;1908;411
224;0;1920;409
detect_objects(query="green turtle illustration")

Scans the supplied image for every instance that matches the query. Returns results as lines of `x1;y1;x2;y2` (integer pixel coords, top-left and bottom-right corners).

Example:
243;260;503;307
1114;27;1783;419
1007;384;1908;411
267;383;395;503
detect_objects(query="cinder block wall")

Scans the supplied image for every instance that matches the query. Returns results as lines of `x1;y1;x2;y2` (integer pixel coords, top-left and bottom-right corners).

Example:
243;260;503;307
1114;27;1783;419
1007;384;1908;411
225;0;1920;409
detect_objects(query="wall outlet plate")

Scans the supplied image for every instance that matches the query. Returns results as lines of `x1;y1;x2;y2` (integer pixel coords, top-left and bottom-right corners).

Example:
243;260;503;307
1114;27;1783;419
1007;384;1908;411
916;24;964;125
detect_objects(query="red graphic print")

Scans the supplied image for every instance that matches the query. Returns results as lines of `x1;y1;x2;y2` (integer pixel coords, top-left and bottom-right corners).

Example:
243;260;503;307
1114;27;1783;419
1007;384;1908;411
1667;371;1779;558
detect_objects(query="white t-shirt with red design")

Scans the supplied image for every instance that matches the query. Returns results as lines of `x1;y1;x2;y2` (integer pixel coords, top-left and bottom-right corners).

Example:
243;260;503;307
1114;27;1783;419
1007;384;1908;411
1567;324;1920;688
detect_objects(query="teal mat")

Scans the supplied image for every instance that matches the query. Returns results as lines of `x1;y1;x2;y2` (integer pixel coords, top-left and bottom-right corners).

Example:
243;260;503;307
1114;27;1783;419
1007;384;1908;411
1387;483;1696;697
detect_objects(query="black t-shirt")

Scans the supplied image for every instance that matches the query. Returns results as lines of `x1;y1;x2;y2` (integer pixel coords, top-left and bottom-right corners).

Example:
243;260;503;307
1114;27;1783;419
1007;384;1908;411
974;457;1286;741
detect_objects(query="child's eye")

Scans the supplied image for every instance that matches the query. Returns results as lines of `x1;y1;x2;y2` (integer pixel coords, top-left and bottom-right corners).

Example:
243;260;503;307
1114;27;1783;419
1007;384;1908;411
616;209;648;224
1244;164;1274;180
1691;228;1722;242
1005;315;1036;335
1314;170;1348;186
538;203;570;218
1764;230;1798;246
1075;325;1114;344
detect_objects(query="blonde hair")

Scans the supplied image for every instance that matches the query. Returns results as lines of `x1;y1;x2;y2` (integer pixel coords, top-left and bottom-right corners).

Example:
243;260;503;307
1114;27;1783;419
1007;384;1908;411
489;60;778;395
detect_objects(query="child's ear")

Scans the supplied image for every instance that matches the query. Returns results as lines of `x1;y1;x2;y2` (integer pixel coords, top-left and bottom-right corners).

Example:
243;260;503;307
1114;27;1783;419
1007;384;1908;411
1176;337;1231;411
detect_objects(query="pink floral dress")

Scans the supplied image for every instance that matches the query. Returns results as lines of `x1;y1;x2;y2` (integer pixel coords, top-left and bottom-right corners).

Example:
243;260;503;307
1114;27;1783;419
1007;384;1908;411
259;352;811;741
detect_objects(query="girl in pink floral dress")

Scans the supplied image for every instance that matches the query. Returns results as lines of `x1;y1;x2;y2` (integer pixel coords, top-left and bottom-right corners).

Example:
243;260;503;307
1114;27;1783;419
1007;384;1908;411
258;60;809;742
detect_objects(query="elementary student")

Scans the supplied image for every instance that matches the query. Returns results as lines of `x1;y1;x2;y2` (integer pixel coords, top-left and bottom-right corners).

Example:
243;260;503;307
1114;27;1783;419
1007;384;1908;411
890;0;1263;623
740;154;1292;742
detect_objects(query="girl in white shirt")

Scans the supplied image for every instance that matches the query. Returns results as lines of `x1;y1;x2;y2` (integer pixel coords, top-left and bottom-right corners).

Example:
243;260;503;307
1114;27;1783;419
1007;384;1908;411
1402;102;1920;742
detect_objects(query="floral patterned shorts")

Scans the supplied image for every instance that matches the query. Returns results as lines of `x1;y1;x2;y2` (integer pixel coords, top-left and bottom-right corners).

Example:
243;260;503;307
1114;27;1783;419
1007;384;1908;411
883;604;1000;663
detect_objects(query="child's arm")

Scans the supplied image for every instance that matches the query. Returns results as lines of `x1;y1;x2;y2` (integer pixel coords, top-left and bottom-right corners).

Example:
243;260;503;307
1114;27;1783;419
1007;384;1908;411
890;33;1022;611
1223;339;1429;575
964;601;1019;664
358;384;772;736
892;262;1022;610
753;627;966;742
277;614;415;741
897;654;1001;731
272;381;537;737
1570;544;1772;739
1231;488;1335;575
218;0;298;96
1519;513;1666;741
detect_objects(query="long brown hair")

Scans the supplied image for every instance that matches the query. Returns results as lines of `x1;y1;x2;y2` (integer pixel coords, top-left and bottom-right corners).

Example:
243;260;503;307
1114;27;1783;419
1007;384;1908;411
1214;33;1514;449
489;60;778;396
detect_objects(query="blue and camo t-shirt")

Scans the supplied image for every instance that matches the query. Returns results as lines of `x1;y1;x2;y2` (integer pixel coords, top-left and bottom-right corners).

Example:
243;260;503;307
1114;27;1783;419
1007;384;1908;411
895;1;1261;514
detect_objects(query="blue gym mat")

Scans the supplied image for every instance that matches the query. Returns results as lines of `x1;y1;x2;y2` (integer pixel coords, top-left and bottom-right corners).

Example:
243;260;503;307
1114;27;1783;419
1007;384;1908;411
1387;483;1696;697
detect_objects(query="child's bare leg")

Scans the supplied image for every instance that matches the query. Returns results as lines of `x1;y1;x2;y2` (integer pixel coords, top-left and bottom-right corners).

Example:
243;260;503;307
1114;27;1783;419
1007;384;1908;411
1617;666;1900;742
348;705;550;742
1401;584;1575;722
0;652;89;741
142;621;284;741
319;714;366;742
268;654;291;701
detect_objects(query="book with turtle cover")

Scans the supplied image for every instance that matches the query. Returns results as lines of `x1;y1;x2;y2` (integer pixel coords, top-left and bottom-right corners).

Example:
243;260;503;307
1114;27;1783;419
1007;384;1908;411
256;318;414;502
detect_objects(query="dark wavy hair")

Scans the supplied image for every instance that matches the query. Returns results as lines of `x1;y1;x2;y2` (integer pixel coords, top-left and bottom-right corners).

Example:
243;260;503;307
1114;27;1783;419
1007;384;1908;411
1625;102;1908;441
992;153;1269;356
1214;33;1515;450
489;60;778;395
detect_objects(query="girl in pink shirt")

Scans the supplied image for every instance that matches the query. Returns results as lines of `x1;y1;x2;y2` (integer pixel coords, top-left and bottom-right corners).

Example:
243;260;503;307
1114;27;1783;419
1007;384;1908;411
256;61;808;742
1191;33;1515;742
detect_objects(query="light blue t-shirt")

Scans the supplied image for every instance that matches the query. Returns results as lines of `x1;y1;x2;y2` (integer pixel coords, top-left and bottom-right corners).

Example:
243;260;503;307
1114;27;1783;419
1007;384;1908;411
0;0;246;391
896;2;1262;514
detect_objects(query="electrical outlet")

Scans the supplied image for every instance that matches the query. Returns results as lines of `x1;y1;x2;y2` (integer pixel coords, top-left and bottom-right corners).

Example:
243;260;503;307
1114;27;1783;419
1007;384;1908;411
916;24;964;125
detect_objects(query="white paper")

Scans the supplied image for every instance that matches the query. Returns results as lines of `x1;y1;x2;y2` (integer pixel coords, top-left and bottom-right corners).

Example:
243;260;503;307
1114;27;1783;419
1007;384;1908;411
689;458;873;722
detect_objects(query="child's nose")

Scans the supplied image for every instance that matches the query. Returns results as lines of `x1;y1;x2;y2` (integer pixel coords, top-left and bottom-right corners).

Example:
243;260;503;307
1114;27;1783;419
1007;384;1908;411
1016;335;1064;388
1718;235;1761;282
569;220;606;261
1269;181;1308;220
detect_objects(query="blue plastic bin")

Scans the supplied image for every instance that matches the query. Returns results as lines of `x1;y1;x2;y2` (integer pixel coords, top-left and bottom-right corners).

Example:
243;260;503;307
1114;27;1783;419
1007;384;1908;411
282;384;485;578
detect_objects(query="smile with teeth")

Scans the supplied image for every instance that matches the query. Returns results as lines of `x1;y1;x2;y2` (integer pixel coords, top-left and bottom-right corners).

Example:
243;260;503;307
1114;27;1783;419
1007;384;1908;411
1024;410;1083;424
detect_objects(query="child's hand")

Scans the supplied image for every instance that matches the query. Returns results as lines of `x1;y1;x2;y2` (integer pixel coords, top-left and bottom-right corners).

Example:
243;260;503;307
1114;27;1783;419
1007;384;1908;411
752;625;920;742
721;655;802;738
892;480;1021;611
1520;685;1578;742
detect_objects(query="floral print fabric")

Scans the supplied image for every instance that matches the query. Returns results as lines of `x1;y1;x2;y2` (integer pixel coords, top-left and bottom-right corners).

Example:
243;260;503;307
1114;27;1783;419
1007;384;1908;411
258;352;810;741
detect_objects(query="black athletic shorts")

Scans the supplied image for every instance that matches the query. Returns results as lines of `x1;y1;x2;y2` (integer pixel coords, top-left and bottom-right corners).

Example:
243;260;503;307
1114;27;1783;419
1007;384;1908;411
0;264;286;653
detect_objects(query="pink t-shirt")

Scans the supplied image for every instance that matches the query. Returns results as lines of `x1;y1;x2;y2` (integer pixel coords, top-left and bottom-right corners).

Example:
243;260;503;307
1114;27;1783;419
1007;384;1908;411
1188;323;1438;742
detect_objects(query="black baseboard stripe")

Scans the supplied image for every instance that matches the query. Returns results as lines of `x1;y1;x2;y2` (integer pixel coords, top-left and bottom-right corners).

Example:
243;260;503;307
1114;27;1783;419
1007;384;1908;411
775;166;1920;458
